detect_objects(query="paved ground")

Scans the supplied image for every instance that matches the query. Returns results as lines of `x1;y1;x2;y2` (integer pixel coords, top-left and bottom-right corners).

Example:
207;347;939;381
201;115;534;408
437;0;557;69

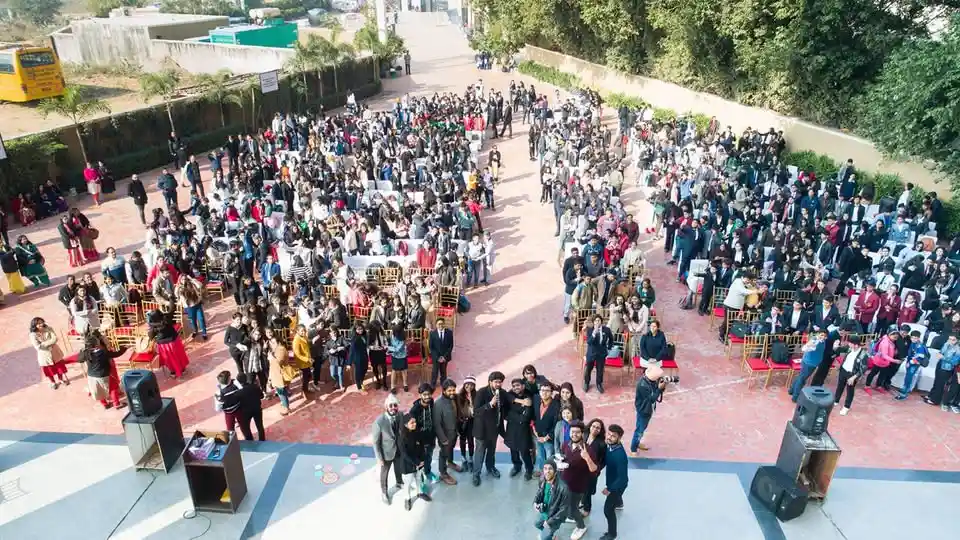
2;429;959;540
1;10;959;477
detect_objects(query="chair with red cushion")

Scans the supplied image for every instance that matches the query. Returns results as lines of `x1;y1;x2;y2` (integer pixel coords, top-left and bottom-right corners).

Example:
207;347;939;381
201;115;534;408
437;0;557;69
708;287;729;330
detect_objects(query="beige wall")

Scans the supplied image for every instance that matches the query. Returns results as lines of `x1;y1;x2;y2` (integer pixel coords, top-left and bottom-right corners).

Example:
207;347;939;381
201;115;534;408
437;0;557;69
525;46;945;194
145;18;228;41
149;40;294;74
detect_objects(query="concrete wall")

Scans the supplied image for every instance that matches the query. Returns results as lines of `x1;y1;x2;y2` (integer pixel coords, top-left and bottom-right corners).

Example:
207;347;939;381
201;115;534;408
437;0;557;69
55;22;154;67
145;18;228;41
149;40;293;74
524;46;945;193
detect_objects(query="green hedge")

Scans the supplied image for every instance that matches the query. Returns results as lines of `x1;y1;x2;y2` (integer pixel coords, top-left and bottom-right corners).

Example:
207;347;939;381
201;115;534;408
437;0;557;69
517;61;583;90
0;134;68;202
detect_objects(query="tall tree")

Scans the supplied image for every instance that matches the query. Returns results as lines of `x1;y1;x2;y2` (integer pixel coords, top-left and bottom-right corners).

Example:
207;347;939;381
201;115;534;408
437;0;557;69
286;36;322;105
36;85;111;164
194;69;243;127
327;21;357;93
138;68;182;132
858;15;960;194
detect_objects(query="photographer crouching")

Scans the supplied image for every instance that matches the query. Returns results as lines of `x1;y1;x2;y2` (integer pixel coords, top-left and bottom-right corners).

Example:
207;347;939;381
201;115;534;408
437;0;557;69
631;365;676;453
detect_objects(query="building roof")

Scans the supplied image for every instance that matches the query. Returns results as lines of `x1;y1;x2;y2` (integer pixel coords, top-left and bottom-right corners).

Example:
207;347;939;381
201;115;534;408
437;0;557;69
78;13;229;29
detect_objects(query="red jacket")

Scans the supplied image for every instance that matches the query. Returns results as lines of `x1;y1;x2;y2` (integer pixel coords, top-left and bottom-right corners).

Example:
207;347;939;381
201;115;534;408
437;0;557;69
417;247;437;269
878;292;901;321
854;291;880;324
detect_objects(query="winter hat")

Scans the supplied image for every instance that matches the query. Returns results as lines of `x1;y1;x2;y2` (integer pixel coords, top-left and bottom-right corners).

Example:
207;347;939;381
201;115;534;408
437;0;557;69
384;393;400;409
463;375;477;386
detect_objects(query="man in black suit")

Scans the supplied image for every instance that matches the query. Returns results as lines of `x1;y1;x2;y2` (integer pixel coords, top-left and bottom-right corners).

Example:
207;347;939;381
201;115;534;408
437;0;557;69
584;315;614;394
472;371;508;486
811;295;840;332
763;305;787;335
676;220;705;283
783;300;811;334
428;318;454;387
716;260;734;288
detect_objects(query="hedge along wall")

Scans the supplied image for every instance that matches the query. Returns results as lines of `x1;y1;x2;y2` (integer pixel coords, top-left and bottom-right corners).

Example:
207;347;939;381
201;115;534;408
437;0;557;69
0;57;381;202
517;60;960;236
523;46;945;195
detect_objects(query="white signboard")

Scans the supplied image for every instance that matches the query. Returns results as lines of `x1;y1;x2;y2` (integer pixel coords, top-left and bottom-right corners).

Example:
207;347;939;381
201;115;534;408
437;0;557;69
259;70;279;94
0;134;7;161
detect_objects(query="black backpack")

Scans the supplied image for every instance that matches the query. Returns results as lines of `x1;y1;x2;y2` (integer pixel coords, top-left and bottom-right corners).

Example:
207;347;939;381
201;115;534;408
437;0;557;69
770;339;790;365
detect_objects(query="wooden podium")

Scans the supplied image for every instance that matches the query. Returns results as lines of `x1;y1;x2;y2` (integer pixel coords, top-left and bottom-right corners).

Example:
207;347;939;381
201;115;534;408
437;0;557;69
775;422;842;500
183;431;247;514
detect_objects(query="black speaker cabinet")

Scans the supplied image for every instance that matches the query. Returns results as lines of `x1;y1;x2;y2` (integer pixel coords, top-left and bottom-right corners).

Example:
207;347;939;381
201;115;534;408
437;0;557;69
792;386;834;436
776;421;842;500
750;466;809;522
122;397;185;473
123;369;162;417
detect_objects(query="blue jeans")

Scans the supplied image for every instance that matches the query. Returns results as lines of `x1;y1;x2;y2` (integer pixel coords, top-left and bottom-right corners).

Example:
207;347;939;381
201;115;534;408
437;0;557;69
899;364;921;397
183;304;207;336
330;364;344;387
535;440;554;470
631;412;652;451
790;363;818;402
535;517;561;540
466;260;480;286
276;386;289;409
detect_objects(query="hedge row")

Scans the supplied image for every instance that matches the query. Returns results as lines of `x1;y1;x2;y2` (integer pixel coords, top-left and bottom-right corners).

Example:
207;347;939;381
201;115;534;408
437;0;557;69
517;60;960;236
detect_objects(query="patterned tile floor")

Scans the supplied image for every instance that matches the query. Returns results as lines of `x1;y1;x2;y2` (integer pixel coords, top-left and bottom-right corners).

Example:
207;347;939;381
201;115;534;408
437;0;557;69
2;29;958;472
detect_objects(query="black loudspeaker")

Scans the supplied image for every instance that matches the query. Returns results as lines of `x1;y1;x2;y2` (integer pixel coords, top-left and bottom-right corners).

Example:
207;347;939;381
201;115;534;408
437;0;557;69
750;466;809;522
123;370;162;417
792;386;834;436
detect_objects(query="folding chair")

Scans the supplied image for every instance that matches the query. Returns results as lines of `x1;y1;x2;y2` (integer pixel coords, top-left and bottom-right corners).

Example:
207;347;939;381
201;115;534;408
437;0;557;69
349;304;372;326
660;336;679;378
573;308;595;338
709;287;729;330
725;310;759;361
767;334;802;389
203;262;226;301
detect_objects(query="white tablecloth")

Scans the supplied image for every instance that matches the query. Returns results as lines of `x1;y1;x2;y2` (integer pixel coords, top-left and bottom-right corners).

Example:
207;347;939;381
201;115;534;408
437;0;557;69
343;255;416;268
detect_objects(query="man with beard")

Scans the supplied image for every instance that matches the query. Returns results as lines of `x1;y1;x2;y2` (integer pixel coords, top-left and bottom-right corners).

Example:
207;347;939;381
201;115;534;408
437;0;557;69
472;371;507;486
372;393;403;504
410;383;438;483
561;421;599;540
504;378;534;480
434;378;462;485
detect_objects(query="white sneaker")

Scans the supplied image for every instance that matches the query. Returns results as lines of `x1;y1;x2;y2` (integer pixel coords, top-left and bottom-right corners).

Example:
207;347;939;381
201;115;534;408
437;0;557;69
839;407;849;416
571;526;588;540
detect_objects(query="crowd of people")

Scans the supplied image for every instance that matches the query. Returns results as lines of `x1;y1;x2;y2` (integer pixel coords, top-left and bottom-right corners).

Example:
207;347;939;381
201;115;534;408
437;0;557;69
611;96;960;415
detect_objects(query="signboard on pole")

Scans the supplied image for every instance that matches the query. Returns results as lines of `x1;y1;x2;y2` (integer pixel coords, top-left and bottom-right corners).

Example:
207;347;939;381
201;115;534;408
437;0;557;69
259;70;279;94
0;133;7;161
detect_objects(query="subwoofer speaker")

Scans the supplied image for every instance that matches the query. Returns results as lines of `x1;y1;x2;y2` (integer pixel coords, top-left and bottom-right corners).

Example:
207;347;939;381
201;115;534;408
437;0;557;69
792;386;834;436
750;466;808;522
123;369;162;417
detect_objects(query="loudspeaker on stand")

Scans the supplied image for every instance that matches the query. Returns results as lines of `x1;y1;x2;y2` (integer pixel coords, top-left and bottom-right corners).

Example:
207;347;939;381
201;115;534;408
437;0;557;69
123;369;162;417
792;386;834;436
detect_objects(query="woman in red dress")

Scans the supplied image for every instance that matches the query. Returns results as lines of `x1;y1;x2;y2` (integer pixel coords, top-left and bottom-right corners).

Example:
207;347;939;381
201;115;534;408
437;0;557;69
146;310;190;379
83;162;103;207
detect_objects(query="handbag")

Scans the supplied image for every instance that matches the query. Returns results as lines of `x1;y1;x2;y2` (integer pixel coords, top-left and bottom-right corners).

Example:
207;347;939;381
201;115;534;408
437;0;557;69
87;228;100;240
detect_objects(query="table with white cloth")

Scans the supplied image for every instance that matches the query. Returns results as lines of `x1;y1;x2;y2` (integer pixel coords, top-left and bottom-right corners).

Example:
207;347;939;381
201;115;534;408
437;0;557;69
343;255;416;268
890;349;940;393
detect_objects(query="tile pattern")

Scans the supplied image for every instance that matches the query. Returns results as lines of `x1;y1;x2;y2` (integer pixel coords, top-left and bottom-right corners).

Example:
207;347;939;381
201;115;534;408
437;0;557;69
1;28;958;473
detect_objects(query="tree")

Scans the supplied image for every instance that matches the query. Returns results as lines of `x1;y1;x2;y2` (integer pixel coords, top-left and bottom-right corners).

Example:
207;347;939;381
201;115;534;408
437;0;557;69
138;68;182;133
857;15;960;194
353;20;405;79
285;36;322;105
194;69;243;127
238;75;263;131
36;85;111;164
326;21;357;94
87;0;142;18
10;0;63;25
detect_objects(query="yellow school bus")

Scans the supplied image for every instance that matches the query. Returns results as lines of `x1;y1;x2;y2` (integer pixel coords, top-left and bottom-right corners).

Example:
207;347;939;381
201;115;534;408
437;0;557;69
0;45;66;103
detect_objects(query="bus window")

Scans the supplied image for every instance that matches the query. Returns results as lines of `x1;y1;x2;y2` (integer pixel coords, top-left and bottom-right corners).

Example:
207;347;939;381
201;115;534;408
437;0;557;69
18;51;56;68
0;53;14;74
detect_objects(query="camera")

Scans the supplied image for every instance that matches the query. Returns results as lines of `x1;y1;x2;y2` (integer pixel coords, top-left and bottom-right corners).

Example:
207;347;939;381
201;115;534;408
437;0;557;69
659;375;680;385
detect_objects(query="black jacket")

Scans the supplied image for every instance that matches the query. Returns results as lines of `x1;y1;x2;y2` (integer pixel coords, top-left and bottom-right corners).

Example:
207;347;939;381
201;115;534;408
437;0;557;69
473;385;508;441
128;179;148;206
532;394;561;440
504;390;534;451
534;478;571;529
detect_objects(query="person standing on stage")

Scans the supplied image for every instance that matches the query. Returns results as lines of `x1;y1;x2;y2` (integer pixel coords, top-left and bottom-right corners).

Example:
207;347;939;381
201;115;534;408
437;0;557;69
599;424;629;540
472;371;507;486
560;421;598;540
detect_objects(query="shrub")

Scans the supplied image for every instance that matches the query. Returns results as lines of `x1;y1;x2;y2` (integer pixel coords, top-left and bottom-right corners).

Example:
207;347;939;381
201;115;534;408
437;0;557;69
0;134;67;201
604;92;647;110
783;150;840;180
652;107;677;122
685;112;713;137
517;61;582;90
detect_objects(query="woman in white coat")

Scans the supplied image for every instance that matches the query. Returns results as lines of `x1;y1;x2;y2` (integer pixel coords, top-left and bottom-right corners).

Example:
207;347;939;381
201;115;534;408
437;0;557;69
29;317;70;389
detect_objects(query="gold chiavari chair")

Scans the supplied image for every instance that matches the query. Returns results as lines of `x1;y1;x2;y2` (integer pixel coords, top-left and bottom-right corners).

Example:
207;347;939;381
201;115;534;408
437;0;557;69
709;287;729;330
606;331;630;386
405;328;428;382
573;308;595;338
436;286;460;328
740;334;771;389
774;290;795;309
724;310;761;361
349;304;372;326
773;333;806;388
202;262;226;301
